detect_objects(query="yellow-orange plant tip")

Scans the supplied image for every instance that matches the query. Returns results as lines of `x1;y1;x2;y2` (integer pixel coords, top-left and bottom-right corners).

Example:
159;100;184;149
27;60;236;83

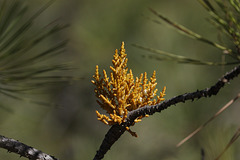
92;41;166;136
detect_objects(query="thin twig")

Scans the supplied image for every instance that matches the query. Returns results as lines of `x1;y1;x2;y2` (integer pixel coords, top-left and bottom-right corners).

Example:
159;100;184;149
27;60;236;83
0;135;58;160
177;93;240;147
201;148;205;160
94;65;240;160
215;127;240;160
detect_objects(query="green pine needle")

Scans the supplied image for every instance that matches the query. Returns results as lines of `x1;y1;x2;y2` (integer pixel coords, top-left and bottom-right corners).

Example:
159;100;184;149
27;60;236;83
149;8;229;52
133;44;239;65
138;1;240;65
0;0;75;105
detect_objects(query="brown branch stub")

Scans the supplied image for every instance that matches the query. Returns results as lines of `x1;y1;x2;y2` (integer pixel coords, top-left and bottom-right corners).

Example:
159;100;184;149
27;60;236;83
0;135;58;160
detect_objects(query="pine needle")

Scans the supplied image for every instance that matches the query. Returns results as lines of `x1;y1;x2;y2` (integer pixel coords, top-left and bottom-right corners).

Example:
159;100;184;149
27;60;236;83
149;8;229;51
133;43;239;65
215;126;240;160
0;0;77;106
177;93;240;147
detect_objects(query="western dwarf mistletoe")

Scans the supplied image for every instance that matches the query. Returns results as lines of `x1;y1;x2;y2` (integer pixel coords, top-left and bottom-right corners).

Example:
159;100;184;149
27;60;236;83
92;42;166;136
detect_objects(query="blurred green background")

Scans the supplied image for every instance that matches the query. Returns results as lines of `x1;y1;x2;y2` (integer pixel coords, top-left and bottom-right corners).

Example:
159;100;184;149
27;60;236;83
0;0;240;159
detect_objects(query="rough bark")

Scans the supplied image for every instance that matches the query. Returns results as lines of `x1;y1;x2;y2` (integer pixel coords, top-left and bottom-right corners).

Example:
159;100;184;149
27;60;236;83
94;65;240;160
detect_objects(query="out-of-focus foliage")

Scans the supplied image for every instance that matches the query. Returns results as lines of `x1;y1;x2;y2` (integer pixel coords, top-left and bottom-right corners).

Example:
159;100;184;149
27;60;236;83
134;0;240;66
0;0;70;104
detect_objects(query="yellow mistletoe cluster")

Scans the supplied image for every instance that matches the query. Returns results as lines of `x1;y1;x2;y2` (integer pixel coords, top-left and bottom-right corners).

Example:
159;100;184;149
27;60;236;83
92;42;166;136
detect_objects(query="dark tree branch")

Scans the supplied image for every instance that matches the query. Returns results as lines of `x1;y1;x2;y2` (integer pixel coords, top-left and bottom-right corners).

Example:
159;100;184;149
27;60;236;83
0;135;58;160
94;65;240;160
93;124;126;160
126;65;240;125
